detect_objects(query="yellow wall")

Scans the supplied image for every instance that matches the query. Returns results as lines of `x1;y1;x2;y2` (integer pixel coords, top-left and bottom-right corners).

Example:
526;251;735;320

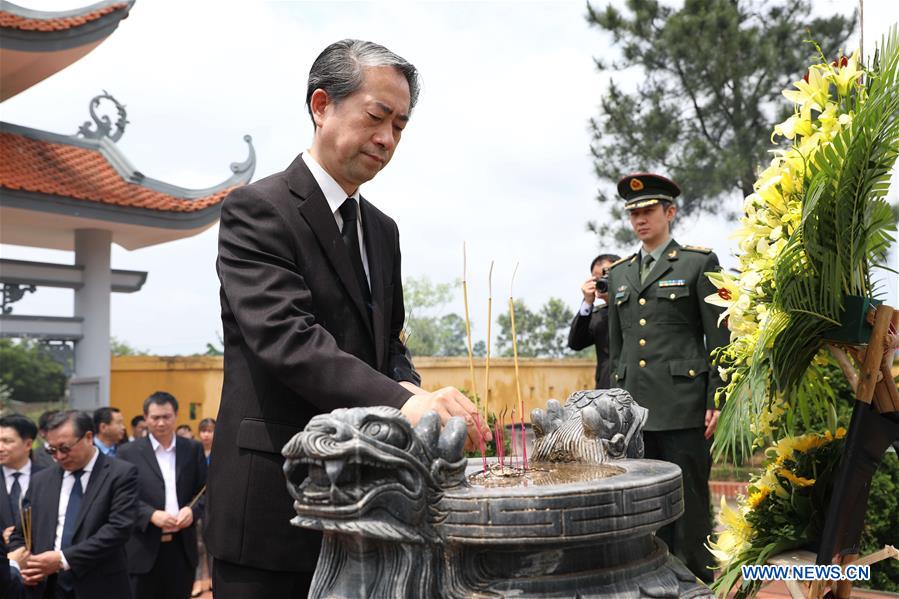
112;355;899;426
111;355;597;424
111;356;224;432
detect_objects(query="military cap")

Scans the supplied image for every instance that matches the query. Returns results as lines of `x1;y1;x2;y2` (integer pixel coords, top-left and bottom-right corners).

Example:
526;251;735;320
617;173;681;210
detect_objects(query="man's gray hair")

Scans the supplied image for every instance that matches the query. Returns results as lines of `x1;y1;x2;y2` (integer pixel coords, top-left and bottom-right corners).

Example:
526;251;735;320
306;39;420;127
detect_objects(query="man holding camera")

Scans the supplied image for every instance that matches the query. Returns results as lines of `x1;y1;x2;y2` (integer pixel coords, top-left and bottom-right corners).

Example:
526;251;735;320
568;253;620;388
606;173;729;583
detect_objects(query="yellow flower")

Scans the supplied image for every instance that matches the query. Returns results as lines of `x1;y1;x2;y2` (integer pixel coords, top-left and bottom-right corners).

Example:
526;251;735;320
718;496;754;541
747;487;770;509
783;65;830;112
828;49;863;96
707;529;747;567
778;468;816;488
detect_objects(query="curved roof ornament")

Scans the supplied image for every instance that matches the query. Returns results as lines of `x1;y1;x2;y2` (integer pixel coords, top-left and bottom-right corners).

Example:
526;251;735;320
230;134;255;178
77;90;128;142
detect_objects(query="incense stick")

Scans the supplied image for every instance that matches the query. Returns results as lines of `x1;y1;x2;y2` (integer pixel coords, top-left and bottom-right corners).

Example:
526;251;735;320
461;242;479;409
484;261;494;431
509;262;528;470
17;495;31;552
188;485;206;510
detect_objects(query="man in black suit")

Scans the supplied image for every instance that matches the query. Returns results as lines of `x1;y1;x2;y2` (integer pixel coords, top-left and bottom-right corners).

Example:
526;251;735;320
567;253;620;388
118;392;206;599
0;415;46;546
9;410;138;599
206;39;487;598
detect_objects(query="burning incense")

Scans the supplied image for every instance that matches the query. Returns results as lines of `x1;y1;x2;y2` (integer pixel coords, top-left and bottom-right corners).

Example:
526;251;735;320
18;495;32;552
509;263;528;470
461;243;479;409
510;407;517;468
188;485;206;510
483;261;494;428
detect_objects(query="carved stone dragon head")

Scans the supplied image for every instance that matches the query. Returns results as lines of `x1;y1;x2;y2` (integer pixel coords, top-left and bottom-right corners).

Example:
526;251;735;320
530;388;648;462
282;406;468;544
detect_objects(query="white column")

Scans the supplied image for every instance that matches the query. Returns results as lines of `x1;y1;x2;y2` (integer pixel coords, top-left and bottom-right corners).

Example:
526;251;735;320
73;229;112;408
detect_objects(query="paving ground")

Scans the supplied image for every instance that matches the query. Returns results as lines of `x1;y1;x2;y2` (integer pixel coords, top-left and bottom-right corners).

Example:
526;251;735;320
194;578;896;598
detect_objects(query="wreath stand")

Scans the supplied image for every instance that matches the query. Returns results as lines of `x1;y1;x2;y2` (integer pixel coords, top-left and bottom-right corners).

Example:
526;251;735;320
766;303;899;599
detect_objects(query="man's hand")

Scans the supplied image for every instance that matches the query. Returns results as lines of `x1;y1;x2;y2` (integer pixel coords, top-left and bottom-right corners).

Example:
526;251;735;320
704;409;720;439
150;510;177;530
21;550;62;585
401;386;491;451
2;525;12;545
7;547;28;567
581;277;597;304
175;506;193;530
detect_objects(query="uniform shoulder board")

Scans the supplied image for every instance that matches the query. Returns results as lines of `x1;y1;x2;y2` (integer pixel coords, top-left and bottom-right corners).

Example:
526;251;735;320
609;254;635;269
681;245;713;254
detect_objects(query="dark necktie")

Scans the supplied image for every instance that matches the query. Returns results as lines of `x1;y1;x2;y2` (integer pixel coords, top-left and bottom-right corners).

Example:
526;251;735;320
338;198;372;308
641;254;655;283
61;469;84;549
8;472;21;526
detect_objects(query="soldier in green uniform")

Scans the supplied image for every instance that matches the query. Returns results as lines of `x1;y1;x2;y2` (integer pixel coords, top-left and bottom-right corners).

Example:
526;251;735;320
607;173;729;583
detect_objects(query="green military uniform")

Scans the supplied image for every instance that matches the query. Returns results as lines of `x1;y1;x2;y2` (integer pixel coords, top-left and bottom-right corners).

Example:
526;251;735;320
607;173;730;583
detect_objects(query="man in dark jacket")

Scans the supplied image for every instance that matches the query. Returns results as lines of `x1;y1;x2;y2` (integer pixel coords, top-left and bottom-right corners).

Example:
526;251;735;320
118;392;206;599
206;39;486;598
568;253;620;388
10;410;138;599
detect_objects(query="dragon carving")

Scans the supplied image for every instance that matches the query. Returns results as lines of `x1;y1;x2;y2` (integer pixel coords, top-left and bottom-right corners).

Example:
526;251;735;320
530;388;648;463
282;406;467;597
283;392;710;598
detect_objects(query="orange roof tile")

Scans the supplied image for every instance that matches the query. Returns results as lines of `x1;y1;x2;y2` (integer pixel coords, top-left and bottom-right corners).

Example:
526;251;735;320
0;132;232;212
0;3;128;32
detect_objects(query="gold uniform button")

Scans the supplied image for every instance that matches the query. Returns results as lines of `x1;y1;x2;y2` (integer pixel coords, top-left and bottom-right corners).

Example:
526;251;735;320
639;318;647;326
669;293;676;300
639;339;646;347
688;369;697;377
639;298;647;306
639;360;647;368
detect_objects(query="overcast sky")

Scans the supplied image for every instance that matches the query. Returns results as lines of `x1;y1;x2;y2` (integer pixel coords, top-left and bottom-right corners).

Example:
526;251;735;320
2;0;897;355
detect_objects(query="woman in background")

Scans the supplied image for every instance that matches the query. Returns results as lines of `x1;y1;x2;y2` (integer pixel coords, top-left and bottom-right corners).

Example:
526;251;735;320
192;418;215;597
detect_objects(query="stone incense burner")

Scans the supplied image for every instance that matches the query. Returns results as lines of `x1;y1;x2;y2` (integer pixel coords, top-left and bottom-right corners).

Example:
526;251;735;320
282;389;712;598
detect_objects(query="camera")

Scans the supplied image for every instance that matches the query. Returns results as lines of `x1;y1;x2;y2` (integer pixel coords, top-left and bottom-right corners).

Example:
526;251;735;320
594;276;609;294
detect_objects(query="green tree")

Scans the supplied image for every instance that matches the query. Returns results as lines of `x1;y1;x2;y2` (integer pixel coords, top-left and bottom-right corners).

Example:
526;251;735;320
495;298;574;358
0;339;67;403
403;276;473;357
586;0;855;246
110;336;148;356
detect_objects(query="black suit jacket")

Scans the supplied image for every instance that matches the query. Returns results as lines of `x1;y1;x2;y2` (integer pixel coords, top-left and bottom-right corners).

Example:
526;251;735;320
117;435;206;575
568;304;612;389
206;154;419;573
0;459;45;533
10;451;137;599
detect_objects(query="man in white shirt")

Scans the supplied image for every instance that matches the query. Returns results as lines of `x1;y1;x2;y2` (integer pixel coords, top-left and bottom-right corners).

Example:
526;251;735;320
0;415;44;546
118;392;206;599
9;410;138;598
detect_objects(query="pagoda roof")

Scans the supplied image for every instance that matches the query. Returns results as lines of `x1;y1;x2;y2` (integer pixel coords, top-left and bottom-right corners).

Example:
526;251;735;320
0;1;134;101
0;121;255;251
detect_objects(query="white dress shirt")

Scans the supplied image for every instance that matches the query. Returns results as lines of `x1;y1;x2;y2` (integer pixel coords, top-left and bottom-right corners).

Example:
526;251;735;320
149;433;180;532
54;447;99;569
2;460;32;495
301;152;371;288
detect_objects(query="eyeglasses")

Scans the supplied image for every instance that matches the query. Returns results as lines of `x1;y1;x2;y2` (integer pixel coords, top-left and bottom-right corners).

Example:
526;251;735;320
44;433;86;456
